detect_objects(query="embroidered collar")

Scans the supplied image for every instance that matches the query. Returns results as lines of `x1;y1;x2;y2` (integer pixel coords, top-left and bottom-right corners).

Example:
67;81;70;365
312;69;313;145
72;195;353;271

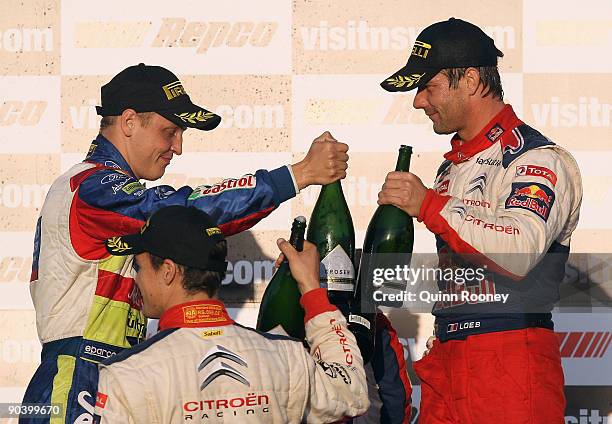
159;300;234;330
443;104;522;164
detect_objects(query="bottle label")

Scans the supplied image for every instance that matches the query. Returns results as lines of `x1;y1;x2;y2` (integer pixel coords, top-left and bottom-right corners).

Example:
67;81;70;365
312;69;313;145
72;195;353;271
348;314;371;330
319;245;355;292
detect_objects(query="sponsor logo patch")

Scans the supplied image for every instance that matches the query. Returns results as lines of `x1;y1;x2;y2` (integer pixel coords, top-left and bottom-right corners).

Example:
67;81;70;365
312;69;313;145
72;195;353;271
505;182;555;221
201;329;223;338
436;179;449;194
122;181;146;195
95;392;108;409
189;175;257;199
486;124;504;142
515;164;557;186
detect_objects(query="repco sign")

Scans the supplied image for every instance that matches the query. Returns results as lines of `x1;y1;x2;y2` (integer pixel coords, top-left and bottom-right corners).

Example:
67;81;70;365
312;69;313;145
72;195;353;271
152;18;278;53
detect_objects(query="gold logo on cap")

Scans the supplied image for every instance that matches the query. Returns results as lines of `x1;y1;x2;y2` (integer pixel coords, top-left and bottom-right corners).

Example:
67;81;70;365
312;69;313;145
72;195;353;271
174;111;215;124
107;236;132;253
385;73;425;89
206;227;222;236
162;81;186;100
412;40;431;59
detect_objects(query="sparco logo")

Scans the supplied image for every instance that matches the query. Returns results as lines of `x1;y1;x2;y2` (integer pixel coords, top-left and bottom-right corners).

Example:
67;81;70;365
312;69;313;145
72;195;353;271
198;345;249;389
152;18;278;53
84;345;116;359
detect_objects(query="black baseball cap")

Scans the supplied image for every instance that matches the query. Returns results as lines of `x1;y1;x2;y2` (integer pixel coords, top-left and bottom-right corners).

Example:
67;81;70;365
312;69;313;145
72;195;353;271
381;18;503;92
96;63;221;131
105;206;228;273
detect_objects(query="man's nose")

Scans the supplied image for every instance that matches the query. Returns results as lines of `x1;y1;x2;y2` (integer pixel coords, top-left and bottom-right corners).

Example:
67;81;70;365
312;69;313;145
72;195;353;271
172;133;183;156
413;89;427;110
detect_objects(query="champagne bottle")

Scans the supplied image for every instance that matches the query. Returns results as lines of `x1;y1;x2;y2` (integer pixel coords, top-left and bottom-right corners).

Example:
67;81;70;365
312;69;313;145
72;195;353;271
348;145;414;364
256;216;307;339
307;181;355;315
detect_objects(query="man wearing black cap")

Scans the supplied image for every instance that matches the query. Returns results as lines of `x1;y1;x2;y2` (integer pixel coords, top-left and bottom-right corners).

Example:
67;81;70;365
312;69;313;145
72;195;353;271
93;205;368;423
377;18;582;423
22;64;349;423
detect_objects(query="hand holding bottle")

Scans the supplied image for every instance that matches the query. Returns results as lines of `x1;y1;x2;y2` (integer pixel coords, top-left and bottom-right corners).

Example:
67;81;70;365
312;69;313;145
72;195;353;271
378;171;428;217
276;239;321;295
291;131;349;189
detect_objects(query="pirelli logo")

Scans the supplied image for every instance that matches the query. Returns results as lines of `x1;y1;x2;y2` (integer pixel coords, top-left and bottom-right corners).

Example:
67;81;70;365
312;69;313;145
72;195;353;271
556;331;611;358
412;40;431;58
163;81;186;100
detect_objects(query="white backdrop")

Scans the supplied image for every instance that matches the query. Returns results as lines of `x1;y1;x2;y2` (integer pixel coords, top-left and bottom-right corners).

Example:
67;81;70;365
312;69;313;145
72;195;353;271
0;0;610;422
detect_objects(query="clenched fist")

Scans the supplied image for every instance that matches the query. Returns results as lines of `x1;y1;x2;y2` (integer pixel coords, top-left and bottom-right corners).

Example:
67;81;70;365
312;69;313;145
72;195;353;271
292;131;349;189
377;171;428;217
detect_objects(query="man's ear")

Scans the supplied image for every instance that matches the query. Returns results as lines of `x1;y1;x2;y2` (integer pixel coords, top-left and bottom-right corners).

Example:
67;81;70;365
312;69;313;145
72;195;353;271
120;109;138;136
162;258;180;288
463;67;481;96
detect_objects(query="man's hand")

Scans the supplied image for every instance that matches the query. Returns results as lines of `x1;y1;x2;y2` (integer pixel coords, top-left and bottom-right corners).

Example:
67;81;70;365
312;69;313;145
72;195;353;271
377;171;428;217
422;336;436;358
291;131;349;190
276;239;321;295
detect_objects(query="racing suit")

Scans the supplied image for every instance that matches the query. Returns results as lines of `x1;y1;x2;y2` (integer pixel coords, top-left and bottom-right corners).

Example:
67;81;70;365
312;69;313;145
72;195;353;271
22;135;298;423
94;288;368;423
413;105;582;423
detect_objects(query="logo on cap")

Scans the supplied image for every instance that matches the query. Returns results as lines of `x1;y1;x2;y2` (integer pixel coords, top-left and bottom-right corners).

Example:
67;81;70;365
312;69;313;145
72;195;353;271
385;73;425;89
412;40;431;59
162;81;186;100
206;227;222;236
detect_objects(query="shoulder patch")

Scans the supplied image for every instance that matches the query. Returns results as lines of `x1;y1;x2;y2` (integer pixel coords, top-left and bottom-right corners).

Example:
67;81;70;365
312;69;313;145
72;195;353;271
505;182;555;221
501;124;555;168
101;328;179;366
515;164;557;186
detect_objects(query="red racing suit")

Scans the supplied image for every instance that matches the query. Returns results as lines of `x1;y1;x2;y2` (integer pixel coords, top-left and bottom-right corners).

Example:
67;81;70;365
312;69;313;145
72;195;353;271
413;105;582;423
23;135;298;423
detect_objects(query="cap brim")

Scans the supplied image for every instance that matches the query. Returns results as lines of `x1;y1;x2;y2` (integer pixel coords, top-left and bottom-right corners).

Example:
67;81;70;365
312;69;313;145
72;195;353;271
380;66;437;92
159;103;222;131
105;233;145;256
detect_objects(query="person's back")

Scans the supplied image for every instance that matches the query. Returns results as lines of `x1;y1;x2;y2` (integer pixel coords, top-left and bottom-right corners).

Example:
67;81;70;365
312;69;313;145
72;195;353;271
96;297;367;423
94;206;369;423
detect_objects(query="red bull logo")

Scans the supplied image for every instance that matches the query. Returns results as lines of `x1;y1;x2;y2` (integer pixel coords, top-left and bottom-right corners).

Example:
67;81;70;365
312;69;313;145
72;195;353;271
506;182;555;221
513;184;552;204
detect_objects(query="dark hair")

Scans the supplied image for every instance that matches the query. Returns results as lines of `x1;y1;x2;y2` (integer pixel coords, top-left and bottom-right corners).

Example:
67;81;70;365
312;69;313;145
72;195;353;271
149;239;228;297
441;66;503;100
99;112;154;132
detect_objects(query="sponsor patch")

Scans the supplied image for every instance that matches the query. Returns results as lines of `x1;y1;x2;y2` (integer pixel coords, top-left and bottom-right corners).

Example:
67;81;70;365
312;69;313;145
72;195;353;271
505;182;555;221
486;124;504;142
201;329;223;338
515;164;557;186
101;172;129;185
436;179;449;194
476;157;501;166
95;392;108;409
122;181;146;195
189;175;257;199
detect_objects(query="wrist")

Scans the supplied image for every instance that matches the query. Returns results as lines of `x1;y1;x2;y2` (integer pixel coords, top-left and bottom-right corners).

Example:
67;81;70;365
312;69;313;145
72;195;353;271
291;161;310;190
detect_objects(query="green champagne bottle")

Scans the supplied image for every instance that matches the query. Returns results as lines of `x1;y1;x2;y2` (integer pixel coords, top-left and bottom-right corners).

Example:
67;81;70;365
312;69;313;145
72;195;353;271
256;216;307;339
348;145;414;364
307;181;355;315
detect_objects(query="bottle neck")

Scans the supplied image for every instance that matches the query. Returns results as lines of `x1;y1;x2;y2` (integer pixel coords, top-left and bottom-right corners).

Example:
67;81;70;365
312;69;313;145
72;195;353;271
395;147;412;172
320;180;344;196
288;223;306;252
